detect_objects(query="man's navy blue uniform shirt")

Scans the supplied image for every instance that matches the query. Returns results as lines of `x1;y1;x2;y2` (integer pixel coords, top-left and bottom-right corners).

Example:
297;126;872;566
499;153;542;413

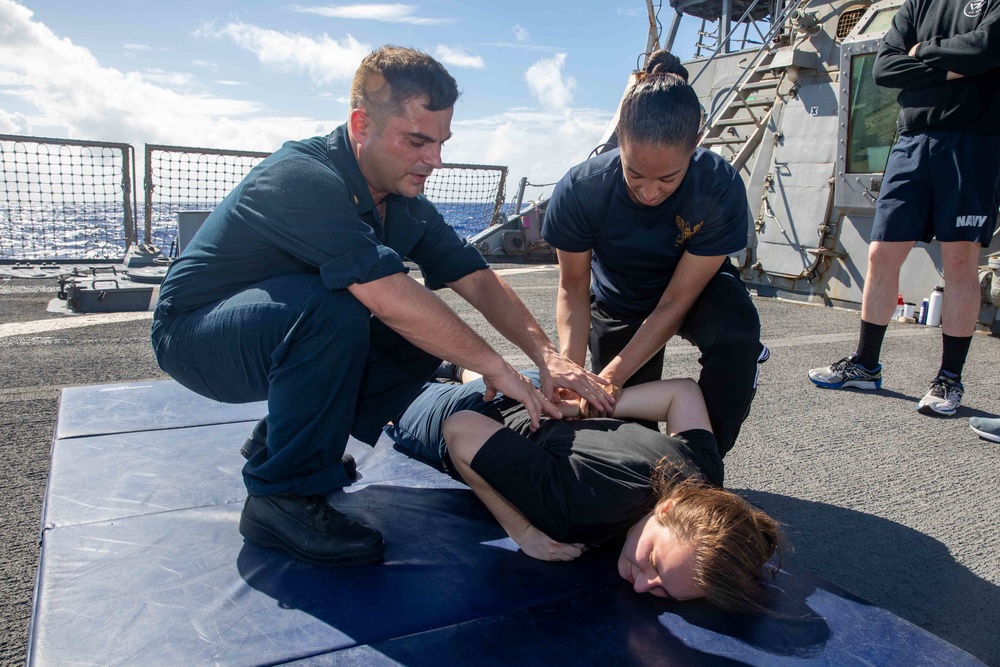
158;123;488;314
542;147;749;318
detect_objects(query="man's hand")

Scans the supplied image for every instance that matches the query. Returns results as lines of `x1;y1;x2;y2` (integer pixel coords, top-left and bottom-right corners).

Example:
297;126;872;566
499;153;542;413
908;42;921;57
538;350;616;416
513;523;586;561
579;377;623;419
481;363;562;430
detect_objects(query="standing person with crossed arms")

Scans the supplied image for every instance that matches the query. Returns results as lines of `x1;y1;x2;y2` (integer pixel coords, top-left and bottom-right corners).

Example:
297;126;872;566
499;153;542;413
809;0;1000;417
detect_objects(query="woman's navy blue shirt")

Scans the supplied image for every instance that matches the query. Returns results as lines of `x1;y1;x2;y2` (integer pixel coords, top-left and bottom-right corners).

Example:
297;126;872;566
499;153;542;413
542;148;749;317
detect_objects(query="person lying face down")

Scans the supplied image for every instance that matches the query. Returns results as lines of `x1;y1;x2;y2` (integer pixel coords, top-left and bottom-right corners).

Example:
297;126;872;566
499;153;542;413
385;370;783;613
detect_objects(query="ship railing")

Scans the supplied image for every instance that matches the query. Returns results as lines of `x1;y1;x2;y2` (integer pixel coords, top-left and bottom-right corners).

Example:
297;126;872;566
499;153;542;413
0;133;137;262
142;143;270;254
0;133;509;263
143;144;508;254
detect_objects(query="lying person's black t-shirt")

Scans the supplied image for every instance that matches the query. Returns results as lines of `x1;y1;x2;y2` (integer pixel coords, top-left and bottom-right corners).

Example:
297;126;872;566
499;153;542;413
470;402;723;545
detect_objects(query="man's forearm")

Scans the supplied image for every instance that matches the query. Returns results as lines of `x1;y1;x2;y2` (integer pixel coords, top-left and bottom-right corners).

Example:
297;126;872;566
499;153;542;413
914;12;1000;77
452;270;557;365
348;272;506;376
873;13;947;89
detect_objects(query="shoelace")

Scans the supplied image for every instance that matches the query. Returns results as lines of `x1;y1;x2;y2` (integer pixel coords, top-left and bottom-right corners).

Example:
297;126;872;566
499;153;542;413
831;357;853;372
302;495;340;528
930;377;963;401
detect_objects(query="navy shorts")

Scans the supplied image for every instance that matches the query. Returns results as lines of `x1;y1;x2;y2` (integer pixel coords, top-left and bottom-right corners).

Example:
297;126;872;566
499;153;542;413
871;130;1000;246
383;371;541;466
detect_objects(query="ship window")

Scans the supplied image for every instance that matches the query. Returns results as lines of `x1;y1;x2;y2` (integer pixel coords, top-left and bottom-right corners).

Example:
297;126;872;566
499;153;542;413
859;8;898;34
846;53;898;173
837;8;866;39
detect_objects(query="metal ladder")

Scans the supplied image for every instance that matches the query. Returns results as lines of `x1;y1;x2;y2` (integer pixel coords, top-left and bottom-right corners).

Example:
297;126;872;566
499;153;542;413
694;0;810;173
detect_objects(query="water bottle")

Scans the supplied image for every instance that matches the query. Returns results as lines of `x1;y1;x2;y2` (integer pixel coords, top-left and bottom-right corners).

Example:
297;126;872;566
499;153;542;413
918;298;929;324
893;293;904;319
926;286;944;327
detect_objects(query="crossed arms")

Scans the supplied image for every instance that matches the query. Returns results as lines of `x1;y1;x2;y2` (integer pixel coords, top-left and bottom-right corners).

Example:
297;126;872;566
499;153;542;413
874;0;1000;88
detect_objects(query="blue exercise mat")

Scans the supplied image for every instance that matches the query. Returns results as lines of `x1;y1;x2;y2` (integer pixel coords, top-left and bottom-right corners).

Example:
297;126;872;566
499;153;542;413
28;380;986;666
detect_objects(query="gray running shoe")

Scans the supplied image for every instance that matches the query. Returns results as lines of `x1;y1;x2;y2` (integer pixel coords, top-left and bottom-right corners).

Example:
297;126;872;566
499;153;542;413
969;416;1000;443
917;375;964;417
808;355;882;390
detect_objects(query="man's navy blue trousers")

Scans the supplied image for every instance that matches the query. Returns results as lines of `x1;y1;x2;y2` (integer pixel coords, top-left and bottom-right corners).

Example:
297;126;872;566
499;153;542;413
151;275;440;496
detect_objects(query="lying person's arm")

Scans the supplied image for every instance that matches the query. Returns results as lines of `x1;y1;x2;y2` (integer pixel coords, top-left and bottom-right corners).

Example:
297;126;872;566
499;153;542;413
443;411;586;561
460;368;712;436
565;378;712;435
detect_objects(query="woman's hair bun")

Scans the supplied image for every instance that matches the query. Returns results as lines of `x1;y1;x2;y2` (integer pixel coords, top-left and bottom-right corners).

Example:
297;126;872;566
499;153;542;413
644;50;689;82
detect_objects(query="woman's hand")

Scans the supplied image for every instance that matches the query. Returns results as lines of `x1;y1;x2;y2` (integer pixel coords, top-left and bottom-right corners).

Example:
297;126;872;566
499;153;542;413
513;523;586;561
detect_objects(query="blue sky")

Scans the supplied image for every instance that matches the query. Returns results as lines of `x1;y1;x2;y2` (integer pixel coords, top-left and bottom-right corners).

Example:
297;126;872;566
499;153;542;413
0;0;706;197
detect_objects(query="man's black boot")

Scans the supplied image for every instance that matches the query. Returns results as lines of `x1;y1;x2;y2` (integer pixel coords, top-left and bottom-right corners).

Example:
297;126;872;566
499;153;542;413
239;493;384;566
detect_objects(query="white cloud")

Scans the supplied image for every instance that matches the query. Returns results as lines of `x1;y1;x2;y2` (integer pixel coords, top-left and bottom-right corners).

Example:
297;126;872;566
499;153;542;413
513;24;529;41
0;1;334;150
123;43;151;51
290;4;453;25
0;108;30;133
214;80;246;86
0;0;615;204
314;93;352;104
447;107;612;195
481;41;558;51
525;54;575;111
140;68;195;88
203;21;370;85
433;45;485;69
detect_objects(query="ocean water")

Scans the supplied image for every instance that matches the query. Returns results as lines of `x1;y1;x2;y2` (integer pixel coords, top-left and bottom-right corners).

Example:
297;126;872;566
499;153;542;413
0;200;515;261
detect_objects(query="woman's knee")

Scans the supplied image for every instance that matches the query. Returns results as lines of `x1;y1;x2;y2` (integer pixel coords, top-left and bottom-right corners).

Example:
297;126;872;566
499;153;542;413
688;303;760;353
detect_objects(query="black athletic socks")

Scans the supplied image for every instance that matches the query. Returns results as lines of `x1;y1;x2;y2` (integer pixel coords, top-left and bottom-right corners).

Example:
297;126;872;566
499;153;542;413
855;320;888;371
939;334;972;381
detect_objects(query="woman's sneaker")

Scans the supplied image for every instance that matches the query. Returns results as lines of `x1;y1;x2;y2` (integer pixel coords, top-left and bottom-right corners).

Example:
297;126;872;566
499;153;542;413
916;375;964;417
808;355;882;390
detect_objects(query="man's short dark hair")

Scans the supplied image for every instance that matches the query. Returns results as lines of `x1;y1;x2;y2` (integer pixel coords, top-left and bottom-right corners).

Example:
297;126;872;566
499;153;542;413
351;45;459;125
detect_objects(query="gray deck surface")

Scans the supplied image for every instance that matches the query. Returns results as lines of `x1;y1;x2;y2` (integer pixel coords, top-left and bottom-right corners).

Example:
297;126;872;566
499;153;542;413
1;265;999;666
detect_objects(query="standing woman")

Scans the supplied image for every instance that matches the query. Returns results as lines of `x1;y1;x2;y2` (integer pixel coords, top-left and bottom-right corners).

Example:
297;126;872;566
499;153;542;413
542;50;766;456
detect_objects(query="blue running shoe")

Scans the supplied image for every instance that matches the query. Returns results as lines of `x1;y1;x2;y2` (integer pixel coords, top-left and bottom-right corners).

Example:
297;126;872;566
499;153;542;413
808;355;882;390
